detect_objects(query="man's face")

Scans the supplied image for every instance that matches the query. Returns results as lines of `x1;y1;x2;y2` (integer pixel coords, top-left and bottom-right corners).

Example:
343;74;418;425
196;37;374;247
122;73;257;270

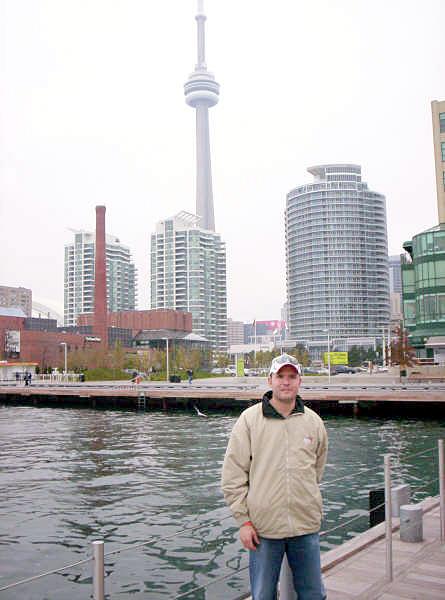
268;365;301;404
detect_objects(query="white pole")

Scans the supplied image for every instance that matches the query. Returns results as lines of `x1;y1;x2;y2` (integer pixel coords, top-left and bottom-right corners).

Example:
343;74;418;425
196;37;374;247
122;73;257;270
387;327;392;366
166;338;169;382
254;320;257;364
384;454;393;582
382;327;386;367
439;439;445;543
327;330;331;385
92;540;104;600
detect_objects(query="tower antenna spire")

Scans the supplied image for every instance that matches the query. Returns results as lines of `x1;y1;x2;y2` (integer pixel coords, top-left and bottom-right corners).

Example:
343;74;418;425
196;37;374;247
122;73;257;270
196;0;206;69
184;0;220;231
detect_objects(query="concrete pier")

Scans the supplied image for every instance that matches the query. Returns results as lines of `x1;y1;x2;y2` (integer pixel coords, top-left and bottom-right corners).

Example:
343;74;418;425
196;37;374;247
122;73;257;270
1;378;445;415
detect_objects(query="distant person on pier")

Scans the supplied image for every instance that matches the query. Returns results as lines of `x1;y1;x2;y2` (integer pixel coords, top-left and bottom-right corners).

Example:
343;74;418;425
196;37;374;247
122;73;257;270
221;353;328;600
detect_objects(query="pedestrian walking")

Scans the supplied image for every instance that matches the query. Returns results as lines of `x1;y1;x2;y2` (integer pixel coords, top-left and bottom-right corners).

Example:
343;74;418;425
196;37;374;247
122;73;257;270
221;353;328;600
187;369;193;384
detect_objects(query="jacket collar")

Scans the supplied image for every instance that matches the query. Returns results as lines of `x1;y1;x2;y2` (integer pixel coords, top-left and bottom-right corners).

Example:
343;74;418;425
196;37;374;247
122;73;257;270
262;390;305;419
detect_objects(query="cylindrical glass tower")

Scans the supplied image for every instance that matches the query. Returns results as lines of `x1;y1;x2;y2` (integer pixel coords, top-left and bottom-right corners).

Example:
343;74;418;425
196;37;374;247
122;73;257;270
286;164;390;343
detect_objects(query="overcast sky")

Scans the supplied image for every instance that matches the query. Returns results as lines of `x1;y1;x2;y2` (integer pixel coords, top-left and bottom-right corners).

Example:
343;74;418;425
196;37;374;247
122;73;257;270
1;0;444;322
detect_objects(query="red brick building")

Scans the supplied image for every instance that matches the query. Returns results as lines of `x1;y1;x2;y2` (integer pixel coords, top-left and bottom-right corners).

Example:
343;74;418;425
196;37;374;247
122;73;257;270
0;314;90;368
78;309;192;337
0;308;193;367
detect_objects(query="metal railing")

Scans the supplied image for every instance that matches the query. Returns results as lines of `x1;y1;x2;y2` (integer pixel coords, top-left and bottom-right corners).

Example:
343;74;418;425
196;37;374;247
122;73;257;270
1;440;444;600
279;441;444;600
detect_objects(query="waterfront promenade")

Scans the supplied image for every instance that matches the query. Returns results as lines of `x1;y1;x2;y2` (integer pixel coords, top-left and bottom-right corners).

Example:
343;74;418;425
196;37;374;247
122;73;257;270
1;374;445;414
321;497;444;599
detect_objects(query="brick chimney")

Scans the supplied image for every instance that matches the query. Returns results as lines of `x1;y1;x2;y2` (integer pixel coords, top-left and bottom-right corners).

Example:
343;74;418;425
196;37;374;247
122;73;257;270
94;205;108;347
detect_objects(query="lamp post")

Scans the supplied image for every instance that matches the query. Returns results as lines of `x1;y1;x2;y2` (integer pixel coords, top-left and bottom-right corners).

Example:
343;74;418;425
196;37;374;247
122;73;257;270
163;338;169;382
60;342;67;381
382;327;386;367
323;329;331;384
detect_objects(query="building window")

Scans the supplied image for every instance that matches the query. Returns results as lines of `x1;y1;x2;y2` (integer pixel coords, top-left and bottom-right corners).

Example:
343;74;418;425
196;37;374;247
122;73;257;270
442;142;445;162
440;112;445;133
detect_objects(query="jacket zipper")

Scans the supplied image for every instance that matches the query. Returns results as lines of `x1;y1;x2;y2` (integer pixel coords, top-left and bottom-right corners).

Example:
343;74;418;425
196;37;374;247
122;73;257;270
285;423;292;534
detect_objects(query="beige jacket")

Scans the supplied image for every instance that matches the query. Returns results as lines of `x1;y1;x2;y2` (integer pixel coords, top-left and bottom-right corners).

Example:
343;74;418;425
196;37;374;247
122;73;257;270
221;393;328;539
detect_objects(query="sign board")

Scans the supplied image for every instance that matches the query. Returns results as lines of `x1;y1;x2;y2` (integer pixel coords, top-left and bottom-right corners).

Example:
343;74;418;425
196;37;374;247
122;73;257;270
5;330;20;358
236;355;245;377
323;351;348;365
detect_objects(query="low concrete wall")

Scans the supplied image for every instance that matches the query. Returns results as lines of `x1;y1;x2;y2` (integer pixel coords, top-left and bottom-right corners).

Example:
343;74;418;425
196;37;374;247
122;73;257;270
408;365;445;379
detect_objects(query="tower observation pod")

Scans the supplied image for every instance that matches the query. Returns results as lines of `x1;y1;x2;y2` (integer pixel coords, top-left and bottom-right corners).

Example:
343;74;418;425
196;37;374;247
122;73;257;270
184;0;219;231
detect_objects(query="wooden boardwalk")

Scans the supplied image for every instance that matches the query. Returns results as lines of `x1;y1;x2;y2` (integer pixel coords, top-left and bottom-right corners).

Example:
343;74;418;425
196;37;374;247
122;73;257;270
321;497;444;599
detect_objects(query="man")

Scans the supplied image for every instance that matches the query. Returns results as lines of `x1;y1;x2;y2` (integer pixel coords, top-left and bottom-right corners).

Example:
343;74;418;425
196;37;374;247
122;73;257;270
221;353;328;600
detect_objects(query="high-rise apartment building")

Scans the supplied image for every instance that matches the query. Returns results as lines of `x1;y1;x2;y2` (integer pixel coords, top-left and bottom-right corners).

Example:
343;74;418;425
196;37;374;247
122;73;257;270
227;318;244;347
432;100;445;224
389;255;402;294
64;231;137;326
389;255;403;322
0;286;32;317
286;164;390;343
150;212;227;351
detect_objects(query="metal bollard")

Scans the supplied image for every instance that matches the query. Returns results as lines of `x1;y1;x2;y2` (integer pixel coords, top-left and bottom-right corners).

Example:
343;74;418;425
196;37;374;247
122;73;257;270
400;504;423;542
439;439;444;544
92;540;105;600
278;555;297;600
391;484;411;518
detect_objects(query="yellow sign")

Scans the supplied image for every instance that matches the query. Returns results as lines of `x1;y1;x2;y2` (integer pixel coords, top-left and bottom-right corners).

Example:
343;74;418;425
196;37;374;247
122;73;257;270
323;352;348;365
236;356;245;377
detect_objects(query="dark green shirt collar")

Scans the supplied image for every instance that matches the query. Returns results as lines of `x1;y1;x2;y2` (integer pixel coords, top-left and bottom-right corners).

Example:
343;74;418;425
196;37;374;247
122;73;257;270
262;390;305;419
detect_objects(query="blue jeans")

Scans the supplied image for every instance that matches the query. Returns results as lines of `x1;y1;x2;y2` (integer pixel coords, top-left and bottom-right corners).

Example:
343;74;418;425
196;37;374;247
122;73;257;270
249;533;326;600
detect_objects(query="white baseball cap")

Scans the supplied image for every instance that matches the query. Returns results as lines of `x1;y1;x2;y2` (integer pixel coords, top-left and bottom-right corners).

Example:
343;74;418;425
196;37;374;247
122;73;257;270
269;353;302;376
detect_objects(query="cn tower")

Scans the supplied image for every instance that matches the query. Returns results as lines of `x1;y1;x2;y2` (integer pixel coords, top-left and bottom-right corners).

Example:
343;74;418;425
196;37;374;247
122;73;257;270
184;0;219;231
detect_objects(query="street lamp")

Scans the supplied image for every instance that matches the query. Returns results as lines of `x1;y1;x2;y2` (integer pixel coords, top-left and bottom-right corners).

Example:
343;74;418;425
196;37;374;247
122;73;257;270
60;342;67;380
323;329;331;385
163;338;169;382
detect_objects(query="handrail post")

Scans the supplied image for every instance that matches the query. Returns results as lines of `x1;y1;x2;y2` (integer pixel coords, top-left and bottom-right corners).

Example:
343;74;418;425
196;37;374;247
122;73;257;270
384;454;393;582
278;554;297;600
92;540;104;600
439;439;445;544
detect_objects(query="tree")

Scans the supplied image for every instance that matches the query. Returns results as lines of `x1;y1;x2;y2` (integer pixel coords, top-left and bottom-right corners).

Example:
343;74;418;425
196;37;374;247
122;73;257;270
190;349;203;370
348;345;362;367
215;352;230;368
391;325;416;380
109;341;125;371
288;344;311;367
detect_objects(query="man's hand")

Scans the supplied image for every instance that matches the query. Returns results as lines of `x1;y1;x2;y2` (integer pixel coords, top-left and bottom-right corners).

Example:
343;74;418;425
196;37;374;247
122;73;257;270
239;523;260;550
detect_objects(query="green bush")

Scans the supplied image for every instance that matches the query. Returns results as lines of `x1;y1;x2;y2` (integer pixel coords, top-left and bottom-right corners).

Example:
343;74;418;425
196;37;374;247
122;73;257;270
149;369;227;381
83;368;133;382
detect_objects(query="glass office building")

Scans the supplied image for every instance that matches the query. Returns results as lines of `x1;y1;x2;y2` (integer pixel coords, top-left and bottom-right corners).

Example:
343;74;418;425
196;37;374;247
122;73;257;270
150;212;227;352
286;164;390;344
401;224;445;350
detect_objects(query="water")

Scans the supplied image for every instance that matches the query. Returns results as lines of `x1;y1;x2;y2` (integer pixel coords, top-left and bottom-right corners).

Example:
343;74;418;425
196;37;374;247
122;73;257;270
0;405;443;599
